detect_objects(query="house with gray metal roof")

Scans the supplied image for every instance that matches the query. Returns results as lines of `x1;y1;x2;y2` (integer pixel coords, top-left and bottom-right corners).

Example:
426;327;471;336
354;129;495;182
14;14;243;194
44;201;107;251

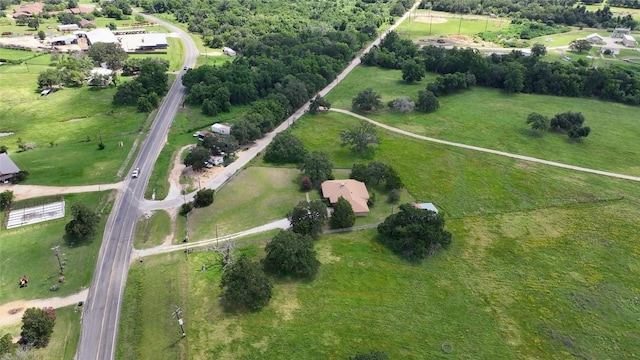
0;153;20;182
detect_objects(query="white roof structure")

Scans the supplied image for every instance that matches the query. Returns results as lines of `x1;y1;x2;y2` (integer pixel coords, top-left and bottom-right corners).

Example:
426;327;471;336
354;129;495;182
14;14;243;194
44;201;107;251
142;33;167;46
623;34;636;41
0;153;20;181
211;123;231;134
414;202;439;214
91;68;113;76
57;24;79;31
50;35;76;44
85;28;119;45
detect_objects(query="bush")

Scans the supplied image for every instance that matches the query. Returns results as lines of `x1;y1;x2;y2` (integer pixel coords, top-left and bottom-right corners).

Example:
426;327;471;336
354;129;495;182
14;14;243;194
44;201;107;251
193;188;215;208
330;196;356;229
180;201;193;216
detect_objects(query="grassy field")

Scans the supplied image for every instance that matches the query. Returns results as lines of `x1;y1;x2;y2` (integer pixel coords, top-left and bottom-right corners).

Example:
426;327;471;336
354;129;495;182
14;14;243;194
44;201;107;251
0;191;112;304
134;210;172;249
117;196;640;359
324;66;640;176
129;37;185;72
0;48;39;61
530;30;607;47
397;10;507;39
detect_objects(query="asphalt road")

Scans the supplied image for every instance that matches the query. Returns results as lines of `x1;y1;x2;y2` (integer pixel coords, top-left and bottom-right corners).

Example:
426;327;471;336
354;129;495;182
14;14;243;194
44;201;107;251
75;14;198;360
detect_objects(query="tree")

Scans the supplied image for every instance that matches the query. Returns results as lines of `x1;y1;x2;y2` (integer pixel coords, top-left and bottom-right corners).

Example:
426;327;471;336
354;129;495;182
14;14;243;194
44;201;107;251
350;350;389;360
0;190;14;209
384;166;404;190
389;97;414;113
308;95;331;114
183;146;210;171
108;22;117;31
19;308;55;348
64;203;100;241
27;18;39;30
200;133;239;155
287;200;328;238
330;196;356;229
531;43;547;57
220;256;272;312
567;126;591;140
526;112;550;132
298;151;333;185
569;39;593;53
0;333;17;356
352;88;383;112
264;132;307;164
377;203;452;261
37;30;46;41
503;62;525;93
37;69;61;89
340;120;380;154
193;188;215;208
401;58;426;83
416;90;439;112
87;42;128;70
550;111;585;131
263;231;320;278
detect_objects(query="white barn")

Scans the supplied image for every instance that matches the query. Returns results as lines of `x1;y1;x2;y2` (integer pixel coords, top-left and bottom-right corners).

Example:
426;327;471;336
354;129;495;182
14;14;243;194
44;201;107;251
622;34;637;48
585;33;604;44
211;123;231;135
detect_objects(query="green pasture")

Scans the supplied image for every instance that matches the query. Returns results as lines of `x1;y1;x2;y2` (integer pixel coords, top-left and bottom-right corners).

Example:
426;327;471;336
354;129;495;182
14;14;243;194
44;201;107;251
531;30;608;47
0;48;38;61
186;167;309;240
583;4;640;20
117;197;640;359
195;54;233;67
134;210;172;249
0;191;112;304
128;36;185;71
398;10;507;39
325;66;640;176
0;305;81;360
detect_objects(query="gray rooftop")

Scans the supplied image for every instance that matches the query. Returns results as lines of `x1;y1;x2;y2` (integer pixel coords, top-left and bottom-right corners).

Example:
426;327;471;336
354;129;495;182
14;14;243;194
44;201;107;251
0;153;20;175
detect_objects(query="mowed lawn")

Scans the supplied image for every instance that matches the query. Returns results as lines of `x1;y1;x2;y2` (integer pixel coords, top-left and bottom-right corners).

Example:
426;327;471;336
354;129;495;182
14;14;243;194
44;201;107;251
398;10;507;38
325;66;640;176
0;191;112;304
117;198;640;359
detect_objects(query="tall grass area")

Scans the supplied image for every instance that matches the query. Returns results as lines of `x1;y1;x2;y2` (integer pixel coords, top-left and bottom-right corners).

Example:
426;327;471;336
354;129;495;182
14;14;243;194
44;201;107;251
0;191;113;304
325;66;640;176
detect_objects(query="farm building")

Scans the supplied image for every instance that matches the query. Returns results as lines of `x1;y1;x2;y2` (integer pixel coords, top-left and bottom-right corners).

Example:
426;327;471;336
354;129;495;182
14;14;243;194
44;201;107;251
321;180;370;216
412;202;439;214
223;47;237;56
211;123;231;135
50;35;77;45
623;34;637;48
57;24;80;32
0;153;21;182
135;33;168;51
612;27;631;38
585;33;604;44
78;19;95;29
80;28;120;46
12;2;44;17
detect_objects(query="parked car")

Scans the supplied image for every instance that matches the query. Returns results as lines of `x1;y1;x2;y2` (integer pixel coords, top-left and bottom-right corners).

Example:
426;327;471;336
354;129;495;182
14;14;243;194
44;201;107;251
193;131;201;137
132;168;140;178
205;162;213;169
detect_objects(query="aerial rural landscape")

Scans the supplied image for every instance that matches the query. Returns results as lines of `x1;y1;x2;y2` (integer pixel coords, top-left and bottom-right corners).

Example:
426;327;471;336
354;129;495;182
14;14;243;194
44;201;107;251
0;0;639;359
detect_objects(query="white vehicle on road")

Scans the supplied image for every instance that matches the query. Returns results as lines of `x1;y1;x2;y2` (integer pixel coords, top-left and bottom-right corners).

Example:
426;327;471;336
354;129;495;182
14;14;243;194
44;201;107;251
132;168;140;178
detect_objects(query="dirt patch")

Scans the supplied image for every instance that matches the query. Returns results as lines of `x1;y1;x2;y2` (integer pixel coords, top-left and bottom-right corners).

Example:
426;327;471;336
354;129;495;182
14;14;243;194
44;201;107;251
317;243;341;264
0;132;14;137
272;284;299;321
7;308;23;315
414;15;448;24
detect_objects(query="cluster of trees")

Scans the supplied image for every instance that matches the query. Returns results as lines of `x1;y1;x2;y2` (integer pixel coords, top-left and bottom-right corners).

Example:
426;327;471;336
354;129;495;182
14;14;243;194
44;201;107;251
410;45;640;105
0;307;57;357
427;72;476;96
609;0;640;9
86;42;128;71
361;31;418;70
37;52;93;88
377;203;452;261
478;19;569;47
113;58;169;112
264;131;308;165
299;151;334;186
350;161;403;191
423;1;638;29
526;111;591;140
184;132;239;171
65;202;100;242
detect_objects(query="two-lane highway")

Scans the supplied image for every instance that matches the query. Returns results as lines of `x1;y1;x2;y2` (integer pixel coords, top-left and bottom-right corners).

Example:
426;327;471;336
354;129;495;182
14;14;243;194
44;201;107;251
76;14;198;360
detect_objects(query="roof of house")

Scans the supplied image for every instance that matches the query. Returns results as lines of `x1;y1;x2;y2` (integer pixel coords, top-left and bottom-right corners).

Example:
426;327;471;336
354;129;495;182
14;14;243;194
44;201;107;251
212;123;231;130
586;33;603;39
86;28;119;45
78;19;95;28
0;153;20;175
623;34;636;41
413;202;438;213
321;180;370;214
13;2;44;16
57;24;80;30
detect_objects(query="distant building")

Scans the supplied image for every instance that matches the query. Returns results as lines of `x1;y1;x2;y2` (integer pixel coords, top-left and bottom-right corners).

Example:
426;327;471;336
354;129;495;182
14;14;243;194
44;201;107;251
612;27;631;38
622;34;637;48
136;33;168;51
585;33;604;44
321;180;370;216
50;35;77;45
222;47;236;56
79;28;120;46
57;24;80;32
78;19;96;29
12;2;44;18
211;123;231;135
0;153;21;182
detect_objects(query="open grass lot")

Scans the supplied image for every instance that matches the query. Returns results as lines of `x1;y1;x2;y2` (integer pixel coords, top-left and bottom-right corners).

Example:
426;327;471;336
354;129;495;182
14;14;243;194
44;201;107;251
0;191;112;304
134;210;171;249
129;37;185;72
325;66;640;176
0;305;81;360
0;48;38;61
398;10;507;39
117;196;640;358
531;30;607;47
186;167;308;240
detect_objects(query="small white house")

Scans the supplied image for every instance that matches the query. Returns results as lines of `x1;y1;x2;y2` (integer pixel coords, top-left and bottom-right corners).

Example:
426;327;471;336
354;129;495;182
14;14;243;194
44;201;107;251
585;33;604;44
211;123;231;135
57;24;79;32
623;34;637;48
222;47;236;56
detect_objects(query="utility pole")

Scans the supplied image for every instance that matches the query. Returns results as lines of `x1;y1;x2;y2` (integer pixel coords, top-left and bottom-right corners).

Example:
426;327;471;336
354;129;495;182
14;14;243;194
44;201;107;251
172;307;186;338
51;246;64;274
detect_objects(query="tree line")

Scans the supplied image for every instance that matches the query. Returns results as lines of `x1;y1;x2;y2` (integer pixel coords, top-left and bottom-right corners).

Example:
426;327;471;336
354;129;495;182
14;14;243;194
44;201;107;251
422;1;638;29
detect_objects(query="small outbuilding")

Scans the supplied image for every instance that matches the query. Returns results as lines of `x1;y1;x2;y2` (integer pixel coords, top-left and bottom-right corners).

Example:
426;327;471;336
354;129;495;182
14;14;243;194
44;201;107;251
412;202;439;214
0;153;21;182
50;35;77;45
585;33;604;44
211;123;231;135
623;34;637;48
222;47;236;56
612;27;631;38
57;24;80;32
321;179;370;216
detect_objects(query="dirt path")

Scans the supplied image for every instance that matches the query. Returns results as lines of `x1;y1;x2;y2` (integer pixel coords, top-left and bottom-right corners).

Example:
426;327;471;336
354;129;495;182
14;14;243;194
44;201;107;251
0;289;88;327
3;182;124;201
331;108;640;182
